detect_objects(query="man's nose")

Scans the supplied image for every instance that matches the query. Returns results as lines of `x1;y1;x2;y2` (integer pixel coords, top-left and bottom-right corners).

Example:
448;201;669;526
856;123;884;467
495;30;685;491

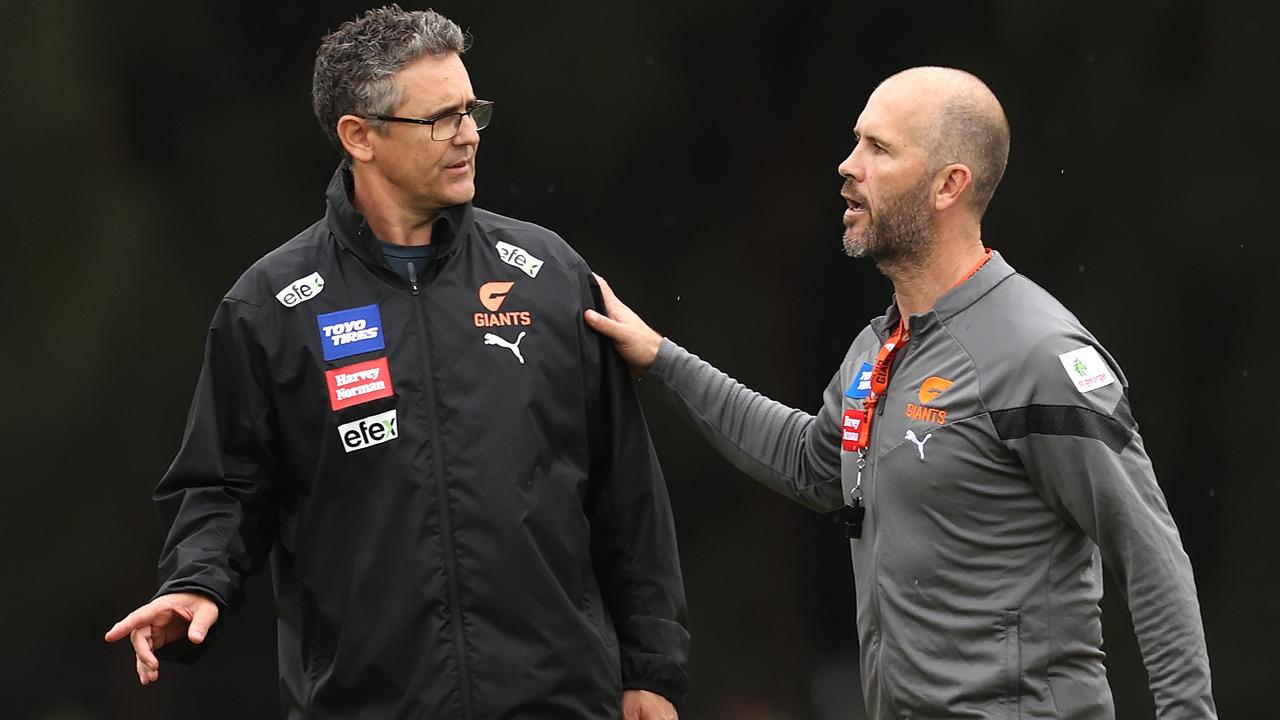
837;147;863;182
453;114;481;145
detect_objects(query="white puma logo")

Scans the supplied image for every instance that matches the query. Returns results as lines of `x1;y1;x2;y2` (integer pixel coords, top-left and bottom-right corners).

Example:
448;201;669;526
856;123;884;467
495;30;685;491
904;429;932;461
484;331;527;364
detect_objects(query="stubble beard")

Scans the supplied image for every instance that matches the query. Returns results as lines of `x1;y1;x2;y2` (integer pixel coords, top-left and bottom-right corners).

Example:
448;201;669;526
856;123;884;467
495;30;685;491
841;176;936;270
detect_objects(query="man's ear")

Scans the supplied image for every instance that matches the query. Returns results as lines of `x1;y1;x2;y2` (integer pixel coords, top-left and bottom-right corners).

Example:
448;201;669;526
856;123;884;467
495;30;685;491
933;163;972;213
337;114;377;163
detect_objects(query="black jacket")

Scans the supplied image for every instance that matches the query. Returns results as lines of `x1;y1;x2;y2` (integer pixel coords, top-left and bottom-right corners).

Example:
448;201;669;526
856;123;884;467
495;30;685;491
153;166;690;719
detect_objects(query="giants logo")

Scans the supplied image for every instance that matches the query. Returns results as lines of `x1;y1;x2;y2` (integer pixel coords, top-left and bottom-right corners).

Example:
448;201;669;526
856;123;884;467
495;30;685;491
905;375;952;425
325;357;394;411
474;281;533;328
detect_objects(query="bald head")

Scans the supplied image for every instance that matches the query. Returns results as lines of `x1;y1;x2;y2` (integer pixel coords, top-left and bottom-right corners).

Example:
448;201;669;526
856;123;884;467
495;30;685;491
876;67;1010;217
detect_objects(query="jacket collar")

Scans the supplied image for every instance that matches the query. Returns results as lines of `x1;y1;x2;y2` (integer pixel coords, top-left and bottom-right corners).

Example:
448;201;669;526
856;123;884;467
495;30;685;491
323;162;474;271
870;250;1017;339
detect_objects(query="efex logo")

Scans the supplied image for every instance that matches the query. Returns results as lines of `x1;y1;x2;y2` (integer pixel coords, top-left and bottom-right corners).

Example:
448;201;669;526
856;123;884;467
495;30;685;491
474;281;532;328
337;409;398;453
276;272;325;307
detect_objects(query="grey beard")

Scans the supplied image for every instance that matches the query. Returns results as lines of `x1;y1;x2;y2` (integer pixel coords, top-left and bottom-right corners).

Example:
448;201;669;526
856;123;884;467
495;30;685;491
842;179;935;267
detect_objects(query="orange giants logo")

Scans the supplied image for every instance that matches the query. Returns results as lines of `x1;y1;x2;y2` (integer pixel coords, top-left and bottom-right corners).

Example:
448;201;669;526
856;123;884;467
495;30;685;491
905;375;953;425
474;281;532;328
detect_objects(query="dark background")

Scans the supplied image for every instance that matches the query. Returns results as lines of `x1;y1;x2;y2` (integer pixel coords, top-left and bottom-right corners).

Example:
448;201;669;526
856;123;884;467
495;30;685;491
3;0;1277;718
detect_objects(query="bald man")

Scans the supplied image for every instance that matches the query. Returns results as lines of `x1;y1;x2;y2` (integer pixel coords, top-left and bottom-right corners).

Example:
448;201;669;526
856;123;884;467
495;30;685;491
585;67;1216;718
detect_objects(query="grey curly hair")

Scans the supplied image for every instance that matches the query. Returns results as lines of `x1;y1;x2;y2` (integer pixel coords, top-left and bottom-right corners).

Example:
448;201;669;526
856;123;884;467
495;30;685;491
312;5;469;155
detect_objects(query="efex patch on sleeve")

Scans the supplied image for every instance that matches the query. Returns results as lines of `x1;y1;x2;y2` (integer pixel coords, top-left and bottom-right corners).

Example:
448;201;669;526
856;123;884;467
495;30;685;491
317;304;386;362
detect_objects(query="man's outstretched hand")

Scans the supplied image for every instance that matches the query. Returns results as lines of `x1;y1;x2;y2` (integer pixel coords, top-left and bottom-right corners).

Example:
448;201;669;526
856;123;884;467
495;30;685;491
104;592;219;685
584;274;664;376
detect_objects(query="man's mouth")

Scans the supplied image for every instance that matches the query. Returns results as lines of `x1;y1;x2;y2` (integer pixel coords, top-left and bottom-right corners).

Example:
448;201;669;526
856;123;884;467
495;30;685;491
445;159;471;172
843;194;869;220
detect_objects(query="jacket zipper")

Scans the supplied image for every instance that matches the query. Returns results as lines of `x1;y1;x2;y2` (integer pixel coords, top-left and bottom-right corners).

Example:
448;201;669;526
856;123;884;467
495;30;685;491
407;260;474;719
867;320;905;714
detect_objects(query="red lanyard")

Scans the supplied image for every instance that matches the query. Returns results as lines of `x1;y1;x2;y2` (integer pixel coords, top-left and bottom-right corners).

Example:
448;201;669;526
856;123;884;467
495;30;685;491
855;320;908;451
844;249;992;453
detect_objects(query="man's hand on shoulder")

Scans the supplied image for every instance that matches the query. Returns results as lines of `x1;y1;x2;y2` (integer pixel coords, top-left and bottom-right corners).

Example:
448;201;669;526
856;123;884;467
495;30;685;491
104;591;220;685
583;274;664;376
622;689;678;720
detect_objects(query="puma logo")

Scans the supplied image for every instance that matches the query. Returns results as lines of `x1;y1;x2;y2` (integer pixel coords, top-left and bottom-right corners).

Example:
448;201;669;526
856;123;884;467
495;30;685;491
484;331;527;364
904;429;932;461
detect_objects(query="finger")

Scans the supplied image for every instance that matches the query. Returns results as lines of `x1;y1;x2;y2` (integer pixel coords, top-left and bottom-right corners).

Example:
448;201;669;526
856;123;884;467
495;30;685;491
136;655;148;685
130;626;159;672
592;273;629;318
583;308;625;338
187;598;220;644
106;602;167;643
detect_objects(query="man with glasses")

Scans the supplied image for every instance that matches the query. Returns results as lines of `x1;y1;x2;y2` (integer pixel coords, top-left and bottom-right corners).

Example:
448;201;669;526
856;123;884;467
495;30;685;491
105;7;688;719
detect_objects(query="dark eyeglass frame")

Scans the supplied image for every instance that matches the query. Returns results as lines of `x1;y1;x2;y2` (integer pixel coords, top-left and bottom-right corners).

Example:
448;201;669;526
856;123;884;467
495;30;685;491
369;100;495;141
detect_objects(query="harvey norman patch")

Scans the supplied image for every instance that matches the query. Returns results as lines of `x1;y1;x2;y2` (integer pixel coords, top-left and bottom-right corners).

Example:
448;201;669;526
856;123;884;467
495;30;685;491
276;272;325;307
325;357;394;411
317;304;386;362
1058;345;1115;393
844;362;873;400
495;241;544;278
337;409;398;453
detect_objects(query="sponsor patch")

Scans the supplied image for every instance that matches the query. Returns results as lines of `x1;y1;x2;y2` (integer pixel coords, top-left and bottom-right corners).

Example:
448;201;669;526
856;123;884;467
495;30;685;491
337;409;398;453
325;357;394;411
495;241;544;278
840;408;866;451
1058;345;1115;393
276;272;325;307
317;304;386;362
845;362;873;399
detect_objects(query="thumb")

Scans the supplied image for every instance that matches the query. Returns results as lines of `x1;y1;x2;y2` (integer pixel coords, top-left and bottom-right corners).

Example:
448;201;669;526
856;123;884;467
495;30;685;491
584;308;625;340
187;600;220;644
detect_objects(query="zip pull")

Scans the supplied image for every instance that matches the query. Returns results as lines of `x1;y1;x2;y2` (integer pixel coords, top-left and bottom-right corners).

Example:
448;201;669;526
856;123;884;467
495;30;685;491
407;260;421;296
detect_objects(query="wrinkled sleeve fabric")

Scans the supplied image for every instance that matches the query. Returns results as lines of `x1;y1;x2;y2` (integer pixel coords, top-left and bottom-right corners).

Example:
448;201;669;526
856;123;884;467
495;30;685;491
580;275;690;705
152;297;281;661
646;338;844;512
992;339;1216;718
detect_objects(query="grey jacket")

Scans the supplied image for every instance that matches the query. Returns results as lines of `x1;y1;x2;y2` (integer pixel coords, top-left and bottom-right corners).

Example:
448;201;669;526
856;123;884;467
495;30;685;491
648;252;1214;718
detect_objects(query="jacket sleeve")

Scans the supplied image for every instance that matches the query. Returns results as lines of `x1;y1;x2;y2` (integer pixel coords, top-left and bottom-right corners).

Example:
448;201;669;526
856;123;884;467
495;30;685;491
994;341;1216;718
151;296;281;661
646;339;844;512
581;274;691;705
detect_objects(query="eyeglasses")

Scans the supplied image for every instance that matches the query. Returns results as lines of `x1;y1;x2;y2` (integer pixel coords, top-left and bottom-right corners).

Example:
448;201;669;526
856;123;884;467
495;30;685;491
370;101;495;141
